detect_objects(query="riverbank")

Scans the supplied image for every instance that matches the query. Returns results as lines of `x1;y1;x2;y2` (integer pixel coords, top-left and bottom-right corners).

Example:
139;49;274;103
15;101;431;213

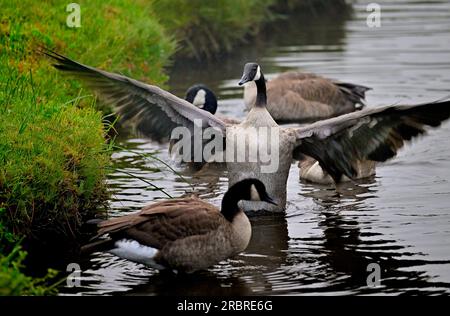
0;0;350;295
157;0;350;60
1;0;175;295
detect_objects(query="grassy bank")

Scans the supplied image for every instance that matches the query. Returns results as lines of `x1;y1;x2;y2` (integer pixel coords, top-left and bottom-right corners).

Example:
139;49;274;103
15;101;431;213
155;0;350;60
154;0;277;59
0;0;175;295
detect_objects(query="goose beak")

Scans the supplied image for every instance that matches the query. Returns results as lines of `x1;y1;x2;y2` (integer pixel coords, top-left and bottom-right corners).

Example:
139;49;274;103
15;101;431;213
238;74;250;86
263;195;277;206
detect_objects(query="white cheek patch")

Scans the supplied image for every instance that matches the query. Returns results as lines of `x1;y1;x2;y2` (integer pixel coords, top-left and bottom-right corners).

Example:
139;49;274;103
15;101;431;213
192;89;206;108
253;66;261;81
250;184;261;201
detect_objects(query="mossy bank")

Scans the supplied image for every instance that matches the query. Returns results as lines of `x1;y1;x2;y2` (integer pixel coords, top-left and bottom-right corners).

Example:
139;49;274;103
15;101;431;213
0;0;176;295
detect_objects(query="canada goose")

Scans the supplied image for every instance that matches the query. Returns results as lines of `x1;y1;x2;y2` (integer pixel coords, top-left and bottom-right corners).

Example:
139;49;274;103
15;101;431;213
81;178;276;273
187;83;375;184
130;84;237;142
243;71;371;123
45;50;450;212
189;84;375;184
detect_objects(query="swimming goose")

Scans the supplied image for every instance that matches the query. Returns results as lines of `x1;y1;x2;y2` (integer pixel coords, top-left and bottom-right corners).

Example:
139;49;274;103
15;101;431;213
81;178;276;273
45;50;450;212
243;70;371;123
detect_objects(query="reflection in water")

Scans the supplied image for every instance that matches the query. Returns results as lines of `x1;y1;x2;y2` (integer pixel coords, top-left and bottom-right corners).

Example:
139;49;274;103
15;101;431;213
61;0;450;295
290;179;450;295
300;177;378;207
129;272;253;296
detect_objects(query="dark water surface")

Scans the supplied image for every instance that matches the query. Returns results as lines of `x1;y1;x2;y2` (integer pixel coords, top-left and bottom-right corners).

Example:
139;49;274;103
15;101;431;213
62;0;450;295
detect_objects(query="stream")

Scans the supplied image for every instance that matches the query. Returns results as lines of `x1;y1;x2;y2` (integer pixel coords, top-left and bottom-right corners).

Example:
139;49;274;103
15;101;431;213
61;0;450;295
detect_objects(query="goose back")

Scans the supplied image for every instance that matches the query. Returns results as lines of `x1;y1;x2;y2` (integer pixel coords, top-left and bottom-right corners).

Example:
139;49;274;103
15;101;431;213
86;196;251;273
244;71;370;123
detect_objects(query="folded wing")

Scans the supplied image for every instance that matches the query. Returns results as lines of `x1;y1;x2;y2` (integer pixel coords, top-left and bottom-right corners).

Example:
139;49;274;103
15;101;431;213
92;197;223;250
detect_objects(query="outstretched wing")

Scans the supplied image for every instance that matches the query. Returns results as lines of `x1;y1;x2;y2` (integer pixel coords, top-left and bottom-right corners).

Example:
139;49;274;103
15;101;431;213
293;100;450;182
44;49;227;142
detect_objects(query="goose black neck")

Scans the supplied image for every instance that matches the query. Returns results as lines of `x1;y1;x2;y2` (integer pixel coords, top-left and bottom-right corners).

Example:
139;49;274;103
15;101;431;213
221;186;243;222
255;74;267;107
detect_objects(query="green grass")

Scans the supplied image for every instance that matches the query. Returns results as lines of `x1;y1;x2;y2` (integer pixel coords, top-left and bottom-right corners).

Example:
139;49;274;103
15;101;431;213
0;208;59;296
0;245;59;296
0;51;107;296
0;66;108;239
1;0;174;83
0;0;175;295
0;219;59;296
154;0;278;59
153;0;346;60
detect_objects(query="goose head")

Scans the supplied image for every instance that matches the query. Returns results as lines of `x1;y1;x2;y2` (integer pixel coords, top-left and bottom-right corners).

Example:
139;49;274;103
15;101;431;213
238;63;263;85
185;84;218;114
221;178;276;221
238;63;266;107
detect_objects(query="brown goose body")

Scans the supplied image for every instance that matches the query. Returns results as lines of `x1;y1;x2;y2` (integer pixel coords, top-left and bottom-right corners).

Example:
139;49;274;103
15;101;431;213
83;197;249;273
82;179;275;273
244;71;370;123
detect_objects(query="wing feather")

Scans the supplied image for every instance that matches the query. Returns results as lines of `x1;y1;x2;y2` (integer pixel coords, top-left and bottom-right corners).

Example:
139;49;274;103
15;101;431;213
294;100;450;182
95;197;224;249
43;49;226;142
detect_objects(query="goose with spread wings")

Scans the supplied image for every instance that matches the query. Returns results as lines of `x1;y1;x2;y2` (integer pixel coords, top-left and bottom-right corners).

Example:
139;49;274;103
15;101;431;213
186;80;374;183
45;50;450;212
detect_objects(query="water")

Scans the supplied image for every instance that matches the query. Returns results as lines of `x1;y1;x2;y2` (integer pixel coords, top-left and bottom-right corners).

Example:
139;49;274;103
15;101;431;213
62;0;450;295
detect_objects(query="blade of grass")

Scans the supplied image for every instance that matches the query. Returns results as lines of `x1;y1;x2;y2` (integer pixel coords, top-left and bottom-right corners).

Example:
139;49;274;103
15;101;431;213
105;166;173;199
112;144;195;192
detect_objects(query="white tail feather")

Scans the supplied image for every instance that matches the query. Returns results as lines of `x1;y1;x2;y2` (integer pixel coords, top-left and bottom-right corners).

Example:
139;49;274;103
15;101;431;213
109;239;165;269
